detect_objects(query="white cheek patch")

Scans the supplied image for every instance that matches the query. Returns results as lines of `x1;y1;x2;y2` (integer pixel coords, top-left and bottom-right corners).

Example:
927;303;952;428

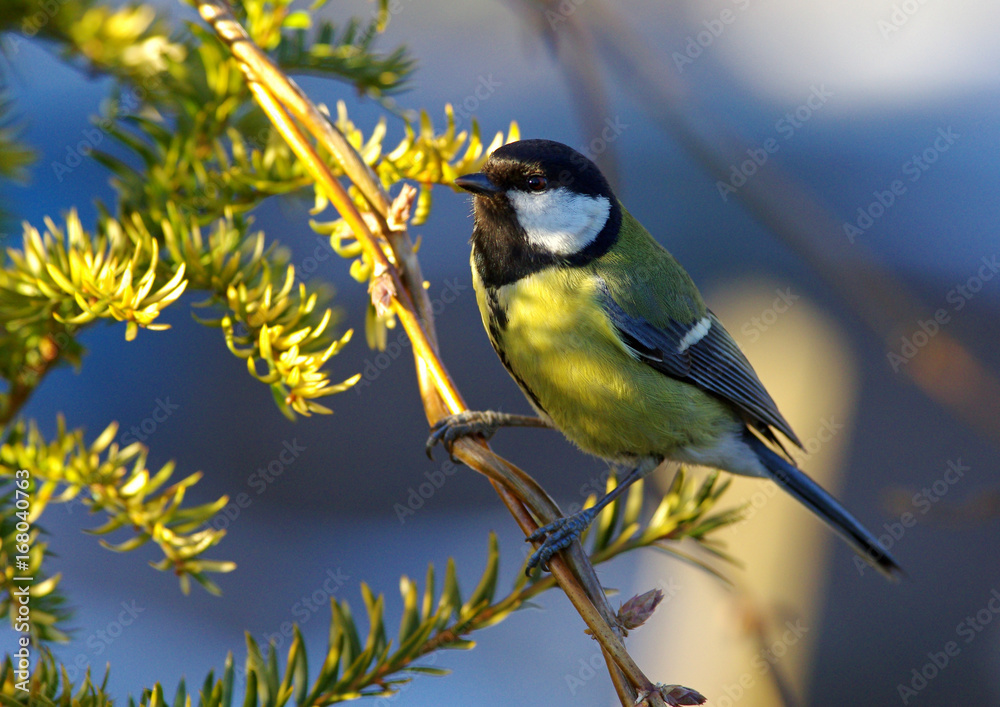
507;187;611;256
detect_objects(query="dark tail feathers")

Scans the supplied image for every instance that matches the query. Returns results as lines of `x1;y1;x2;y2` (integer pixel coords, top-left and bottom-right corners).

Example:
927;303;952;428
744;431;903;580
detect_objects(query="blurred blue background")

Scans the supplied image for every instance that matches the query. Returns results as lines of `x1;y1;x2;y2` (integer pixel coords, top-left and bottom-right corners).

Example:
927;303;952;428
3;0;1000;705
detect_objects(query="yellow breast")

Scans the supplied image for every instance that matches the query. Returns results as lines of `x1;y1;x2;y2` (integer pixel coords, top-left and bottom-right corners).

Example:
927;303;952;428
472;262;728;460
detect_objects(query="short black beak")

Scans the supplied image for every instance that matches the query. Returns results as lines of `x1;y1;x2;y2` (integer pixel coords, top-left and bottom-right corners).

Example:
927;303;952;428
455;172;501;196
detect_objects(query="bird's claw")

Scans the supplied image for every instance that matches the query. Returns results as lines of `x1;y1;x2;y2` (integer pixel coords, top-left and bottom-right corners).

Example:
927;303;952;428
425;411;503;461
525;508;598;575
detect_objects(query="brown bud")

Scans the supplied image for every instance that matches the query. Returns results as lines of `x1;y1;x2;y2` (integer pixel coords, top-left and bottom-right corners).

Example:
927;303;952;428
635;683;706;706
617;588;664;631
388;184;418;231
368;269;395;318
659;684;707;706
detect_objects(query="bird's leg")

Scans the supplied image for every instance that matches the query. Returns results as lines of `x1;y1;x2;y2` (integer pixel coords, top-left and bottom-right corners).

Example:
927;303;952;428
525;462;649;575
425;410;552;459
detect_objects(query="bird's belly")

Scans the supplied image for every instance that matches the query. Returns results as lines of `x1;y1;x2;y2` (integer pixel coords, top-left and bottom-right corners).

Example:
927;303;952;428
482;270;728;461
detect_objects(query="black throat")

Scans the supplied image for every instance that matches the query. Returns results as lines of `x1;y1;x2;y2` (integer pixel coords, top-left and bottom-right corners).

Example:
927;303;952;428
471;196;622;290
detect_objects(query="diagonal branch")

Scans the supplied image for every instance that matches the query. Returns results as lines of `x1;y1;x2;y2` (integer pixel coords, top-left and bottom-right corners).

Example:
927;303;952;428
194;1;680;703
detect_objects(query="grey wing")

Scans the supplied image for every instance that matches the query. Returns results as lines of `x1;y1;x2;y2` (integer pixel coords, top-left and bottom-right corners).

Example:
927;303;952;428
596;279;803;450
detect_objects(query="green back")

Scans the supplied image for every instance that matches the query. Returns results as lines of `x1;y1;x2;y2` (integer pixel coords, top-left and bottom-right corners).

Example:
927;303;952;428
591;207;707;329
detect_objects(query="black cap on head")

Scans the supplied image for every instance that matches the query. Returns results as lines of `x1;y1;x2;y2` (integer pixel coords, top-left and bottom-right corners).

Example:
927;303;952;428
482;139;614;199
458;139;623;289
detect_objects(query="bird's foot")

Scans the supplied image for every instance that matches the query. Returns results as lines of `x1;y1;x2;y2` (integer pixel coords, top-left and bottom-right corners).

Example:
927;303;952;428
425;410;510;460
525;507;599;574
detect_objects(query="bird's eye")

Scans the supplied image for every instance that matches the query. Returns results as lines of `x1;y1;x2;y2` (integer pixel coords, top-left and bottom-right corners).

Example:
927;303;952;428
526;174;547;192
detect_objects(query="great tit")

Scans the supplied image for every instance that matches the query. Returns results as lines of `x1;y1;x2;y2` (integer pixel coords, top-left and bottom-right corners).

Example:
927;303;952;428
429;138;901;579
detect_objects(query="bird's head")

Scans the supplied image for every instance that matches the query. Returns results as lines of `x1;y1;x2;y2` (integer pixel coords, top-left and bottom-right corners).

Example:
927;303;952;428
456;139;619;261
